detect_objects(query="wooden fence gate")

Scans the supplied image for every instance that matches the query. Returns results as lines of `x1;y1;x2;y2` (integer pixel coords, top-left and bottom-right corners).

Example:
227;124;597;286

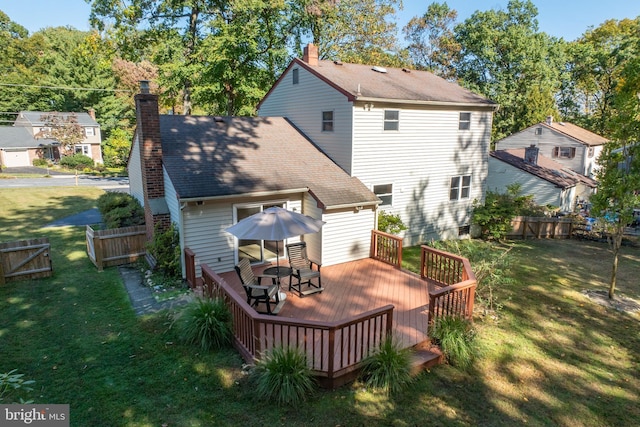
0;238;53;285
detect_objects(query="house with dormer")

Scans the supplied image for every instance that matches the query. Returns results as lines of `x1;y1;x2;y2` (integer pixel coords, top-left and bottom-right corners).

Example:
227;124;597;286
257;44;497;245
495;117;607;178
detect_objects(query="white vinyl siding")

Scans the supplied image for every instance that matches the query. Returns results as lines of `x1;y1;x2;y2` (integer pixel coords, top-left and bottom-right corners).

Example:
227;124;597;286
258;65;354;174
127;135;144;205
320;206;376;266
352;106;492;244
487;156;574;211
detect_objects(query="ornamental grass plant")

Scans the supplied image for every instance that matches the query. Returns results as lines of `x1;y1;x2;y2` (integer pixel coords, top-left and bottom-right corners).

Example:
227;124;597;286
174;297;232;351
253;346;316;406
359;335;414;394
430;315;479;370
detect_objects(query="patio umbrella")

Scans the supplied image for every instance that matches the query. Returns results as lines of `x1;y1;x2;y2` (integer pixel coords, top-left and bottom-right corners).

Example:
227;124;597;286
225;206;325;271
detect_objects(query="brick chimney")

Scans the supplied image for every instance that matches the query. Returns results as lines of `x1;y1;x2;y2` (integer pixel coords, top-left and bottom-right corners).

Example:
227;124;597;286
303;43;318;66
524;144;539;165
134;80;170;241
546;115;553;126
87;108;95;120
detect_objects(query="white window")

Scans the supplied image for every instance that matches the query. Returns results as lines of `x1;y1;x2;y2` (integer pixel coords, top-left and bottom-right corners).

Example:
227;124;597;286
459;112;471;130
85;127;95;137
373;184;393;206
322;111;334;131
74;145;90;156
535;127;543;135
292;68;299;85
384;110;399;131
450;175;471;201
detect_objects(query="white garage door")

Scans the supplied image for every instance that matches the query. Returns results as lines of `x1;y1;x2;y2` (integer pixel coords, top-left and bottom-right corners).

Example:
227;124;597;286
2;150;30;167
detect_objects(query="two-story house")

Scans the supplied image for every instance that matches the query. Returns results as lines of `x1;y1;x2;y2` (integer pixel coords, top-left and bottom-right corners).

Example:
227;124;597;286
11;110;103;165
258;44;497;245
495;116;607;178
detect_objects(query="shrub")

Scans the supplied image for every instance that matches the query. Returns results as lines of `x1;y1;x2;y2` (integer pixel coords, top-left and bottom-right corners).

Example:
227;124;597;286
60;153;94;170
378;210;408;234
174;298;232;351
32;158;49;167
97;192;145;229
147;222;181;278
0;370;35;403
430;315;479;371
359;335;413;394
254;346;316;406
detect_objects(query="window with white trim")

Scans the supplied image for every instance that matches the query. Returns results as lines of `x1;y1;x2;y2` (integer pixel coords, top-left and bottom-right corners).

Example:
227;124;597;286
85;127;95;137
459;112;471;130
535;127;543;135
292;68;299;85
384;110;399;131
322;111;334;131
74;144;90;156
450;175;471;201
553;147;576;159
373;184;393;206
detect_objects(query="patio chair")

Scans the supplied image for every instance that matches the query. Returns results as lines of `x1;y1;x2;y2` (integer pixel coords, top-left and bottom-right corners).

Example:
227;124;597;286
286;242;324;297
234;258;280;315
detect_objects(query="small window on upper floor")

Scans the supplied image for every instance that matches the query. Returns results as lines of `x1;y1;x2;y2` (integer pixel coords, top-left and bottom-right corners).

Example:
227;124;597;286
292;68;299;85
459;112;471;130
384;110;399;131
322;111;334;132
85;127;95;137
450;175;471;201
553;147;576;159
373;184;393;206
535;127;543;135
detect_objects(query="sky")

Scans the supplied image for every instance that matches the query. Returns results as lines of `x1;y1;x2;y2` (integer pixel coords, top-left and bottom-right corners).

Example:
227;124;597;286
1;0;640;42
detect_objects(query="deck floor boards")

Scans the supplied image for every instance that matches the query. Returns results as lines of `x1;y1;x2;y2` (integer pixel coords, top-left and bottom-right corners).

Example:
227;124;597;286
219;258;431;349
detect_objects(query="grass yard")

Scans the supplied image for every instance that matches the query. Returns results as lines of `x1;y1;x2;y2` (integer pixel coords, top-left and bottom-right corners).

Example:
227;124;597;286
1;187;639;426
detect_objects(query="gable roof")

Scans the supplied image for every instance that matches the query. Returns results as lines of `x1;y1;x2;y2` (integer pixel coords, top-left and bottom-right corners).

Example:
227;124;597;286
490;149;597;189
159;115;379;208
259;58;497;109
0;126;56;149
537;121;607;146
15;111;99;127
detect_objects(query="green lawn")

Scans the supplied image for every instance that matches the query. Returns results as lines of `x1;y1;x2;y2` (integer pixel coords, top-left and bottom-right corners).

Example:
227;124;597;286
1;187;639;426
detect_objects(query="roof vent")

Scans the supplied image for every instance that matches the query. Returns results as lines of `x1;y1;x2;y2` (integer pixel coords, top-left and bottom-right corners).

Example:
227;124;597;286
333;60;343;65
372;66;387;73
402;68;411;73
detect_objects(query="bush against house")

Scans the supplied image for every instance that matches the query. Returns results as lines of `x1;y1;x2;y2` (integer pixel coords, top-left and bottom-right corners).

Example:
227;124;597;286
96;192;144;229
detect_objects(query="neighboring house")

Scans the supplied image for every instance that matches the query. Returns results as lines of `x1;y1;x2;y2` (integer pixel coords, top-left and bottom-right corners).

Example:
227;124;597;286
495;116;607;178
0;126;56;168
488;146;597;213
128;87;380;275
11;110;103;165
257;44;497;245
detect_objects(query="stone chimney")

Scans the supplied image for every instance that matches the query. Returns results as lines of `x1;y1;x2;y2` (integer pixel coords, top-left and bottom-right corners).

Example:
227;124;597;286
524;144;539;165
134;81;170;241
546;115;553;126
87;108;95;120
303;43;318;66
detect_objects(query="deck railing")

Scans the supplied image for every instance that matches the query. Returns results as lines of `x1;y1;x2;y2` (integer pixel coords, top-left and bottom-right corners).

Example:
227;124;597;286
420;245;476;326
200;263;394;389
370;230;403;268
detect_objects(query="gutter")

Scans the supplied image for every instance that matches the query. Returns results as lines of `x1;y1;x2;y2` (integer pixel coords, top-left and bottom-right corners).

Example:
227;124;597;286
178;188;309;203
354;96;499;111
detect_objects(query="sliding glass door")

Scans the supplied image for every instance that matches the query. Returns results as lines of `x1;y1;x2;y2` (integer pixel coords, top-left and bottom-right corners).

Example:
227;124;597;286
235;202;285;264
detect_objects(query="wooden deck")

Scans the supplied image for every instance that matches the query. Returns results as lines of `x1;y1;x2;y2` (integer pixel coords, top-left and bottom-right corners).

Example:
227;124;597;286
219;258;432;349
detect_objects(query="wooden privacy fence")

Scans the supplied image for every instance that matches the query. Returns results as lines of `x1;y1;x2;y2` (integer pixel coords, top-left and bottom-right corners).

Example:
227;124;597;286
86;225;147;271
0;238;52;285
420;245;477;328
507;216;573;239
200;263;394;389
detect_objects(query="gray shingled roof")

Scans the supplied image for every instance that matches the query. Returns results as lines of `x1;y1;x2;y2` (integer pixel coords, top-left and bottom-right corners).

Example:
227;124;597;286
16;111;98;127
159;115;379;208
0;126;56;148
261;59;496;108
491;149;597;189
